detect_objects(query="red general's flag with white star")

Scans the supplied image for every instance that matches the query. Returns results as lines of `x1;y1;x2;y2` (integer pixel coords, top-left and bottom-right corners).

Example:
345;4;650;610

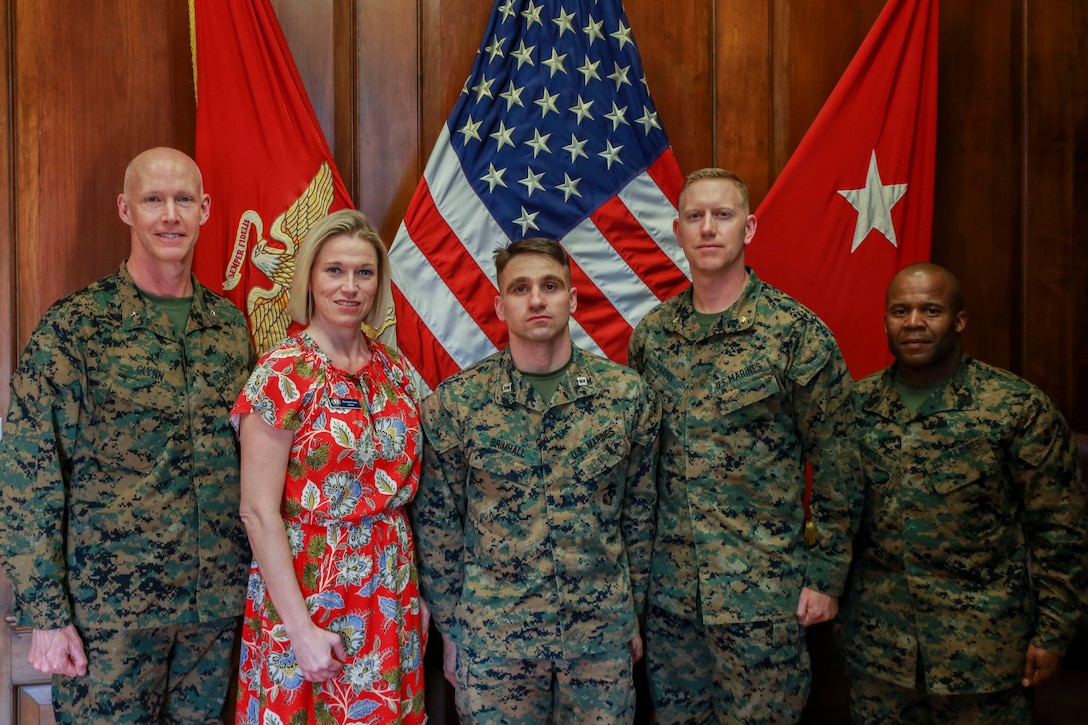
388;0;689;392
747;0;938;379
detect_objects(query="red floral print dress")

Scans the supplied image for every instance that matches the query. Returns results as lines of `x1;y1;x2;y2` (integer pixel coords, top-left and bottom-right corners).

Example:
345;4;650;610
231;333;426;725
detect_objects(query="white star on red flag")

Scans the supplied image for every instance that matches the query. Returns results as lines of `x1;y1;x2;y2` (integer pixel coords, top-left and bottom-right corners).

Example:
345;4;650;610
839;151;908;252
746;0;938;379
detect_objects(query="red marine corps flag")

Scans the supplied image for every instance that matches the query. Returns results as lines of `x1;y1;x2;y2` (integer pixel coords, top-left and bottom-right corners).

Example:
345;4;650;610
388;0;690;392
747;0;939;379
189;0;355;354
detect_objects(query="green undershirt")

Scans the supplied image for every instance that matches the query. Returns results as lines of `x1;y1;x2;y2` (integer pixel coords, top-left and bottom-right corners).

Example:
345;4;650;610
519;355;573;403
694;310;722;332
138;289;193;338
895;370;952;415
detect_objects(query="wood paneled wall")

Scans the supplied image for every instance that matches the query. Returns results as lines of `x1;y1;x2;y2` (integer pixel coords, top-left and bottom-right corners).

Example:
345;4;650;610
1019;0;1087;422
1;0;197;415
932;0;1088;426
1;0;1085;434
0;0;1085;721
1;1;13;424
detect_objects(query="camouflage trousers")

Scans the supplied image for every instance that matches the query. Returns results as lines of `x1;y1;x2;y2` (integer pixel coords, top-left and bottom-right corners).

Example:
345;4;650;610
454;643;635;724
52;616;240;725
645;606;810;724
847;663;1033;724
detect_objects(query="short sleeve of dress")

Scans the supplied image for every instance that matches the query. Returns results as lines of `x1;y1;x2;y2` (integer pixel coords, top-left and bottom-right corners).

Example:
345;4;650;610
230;338;311;433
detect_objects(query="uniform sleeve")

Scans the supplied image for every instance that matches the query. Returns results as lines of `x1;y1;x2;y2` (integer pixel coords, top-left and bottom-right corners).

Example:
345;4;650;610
622;378;660;615
0;315;84;629
412;389;469;633
789;326;863;596
1012;395;1088;654
627;322;647;374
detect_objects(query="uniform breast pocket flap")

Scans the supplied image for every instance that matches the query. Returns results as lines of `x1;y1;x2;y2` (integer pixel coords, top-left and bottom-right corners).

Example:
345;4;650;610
928;438;998;495
573;432;627;480
208;364;248;402
95;371;173;472
467;445;537;517
468;445;534;481
645;364;684;408
859;438;892;479
717;371;780;416
108;368;164;405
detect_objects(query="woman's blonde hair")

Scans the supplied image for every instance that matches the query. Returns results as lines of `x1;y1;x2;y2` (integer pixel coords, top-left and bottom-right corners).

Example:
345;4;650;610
285;209;393;332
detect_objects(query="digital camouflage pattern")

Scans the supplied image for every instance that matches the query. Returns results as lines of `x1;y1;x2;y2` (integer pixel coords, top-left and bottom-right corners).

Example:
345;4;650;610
840;354;1088;695
0;262;255;629
846;664;1032;724
454;644;635;724
627;271;862;624
413;345;659;661
51;618;239;724
646;606;810;724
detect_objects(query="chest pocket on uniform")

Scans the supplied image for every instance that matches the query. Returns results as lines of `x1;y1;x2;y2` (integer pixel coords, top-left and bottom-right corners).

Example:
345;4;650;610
858;438;896;522
643;355;685;413
93;369;177;472
859;438;893;484
928;437;1000;496
468;443;535;495
572;431;628;509
208;364;248;406
716;370;780;414
572;432;627;480
467;445;538;529
714;371;784;464
925;437;1010;542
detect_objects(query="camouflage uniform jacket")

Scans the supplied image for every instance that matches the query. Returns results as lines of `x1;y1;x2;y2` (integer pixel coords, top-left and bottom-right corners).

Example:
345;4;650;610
840;355;1088;694
414;345;659;660
0;262;255;630
627;271;861;624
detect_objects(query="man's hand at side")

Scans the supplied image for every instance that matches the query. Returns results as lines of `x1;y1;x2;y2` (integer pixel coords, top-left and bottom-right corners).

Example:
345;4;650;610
30;625;87;677
796;587;838;627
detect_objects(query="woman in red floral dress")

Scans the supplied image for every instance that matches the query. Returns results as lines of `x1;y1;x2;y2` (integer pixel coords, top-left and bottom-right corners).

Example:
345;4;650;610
232;209;426;724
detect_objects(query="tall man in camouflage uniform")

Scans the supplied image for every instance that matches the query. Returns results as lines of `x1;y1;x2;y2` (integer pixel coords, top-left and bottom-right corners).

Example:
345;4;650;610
413;238;659;723
627;168;861;723
0;148;255;723
839;262;1088;723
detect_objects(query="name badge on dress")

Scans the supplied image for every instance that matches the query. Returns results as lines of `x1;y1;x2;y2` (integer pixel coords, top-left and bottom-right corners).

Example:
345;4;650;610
329;397;363;410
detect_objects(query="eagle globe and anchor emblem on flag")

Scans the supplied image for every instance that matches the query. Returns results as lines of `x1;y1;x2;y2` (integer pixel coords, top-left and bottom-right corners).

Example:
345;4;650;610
218;161;394;354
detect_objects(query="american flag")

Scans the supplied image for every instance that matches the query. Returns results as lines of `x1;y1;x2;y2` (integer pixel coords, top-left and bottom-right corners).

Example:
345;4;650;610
389;0;689;392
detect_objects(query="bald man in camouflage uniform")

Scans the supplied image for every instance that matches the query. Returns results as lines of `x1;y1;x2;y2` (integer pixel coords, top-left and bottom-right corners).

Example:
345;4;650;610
839;262;1088;723
413;238;659;724
0;148;255;724
627;168;862;723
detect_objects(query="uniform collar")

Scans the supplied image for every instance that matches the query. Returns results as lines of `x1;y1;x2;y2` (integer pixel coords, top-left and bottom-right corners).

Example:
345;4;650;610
117;261;221;335
665;267;762;341
495;345;597;411
863;353;978;421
